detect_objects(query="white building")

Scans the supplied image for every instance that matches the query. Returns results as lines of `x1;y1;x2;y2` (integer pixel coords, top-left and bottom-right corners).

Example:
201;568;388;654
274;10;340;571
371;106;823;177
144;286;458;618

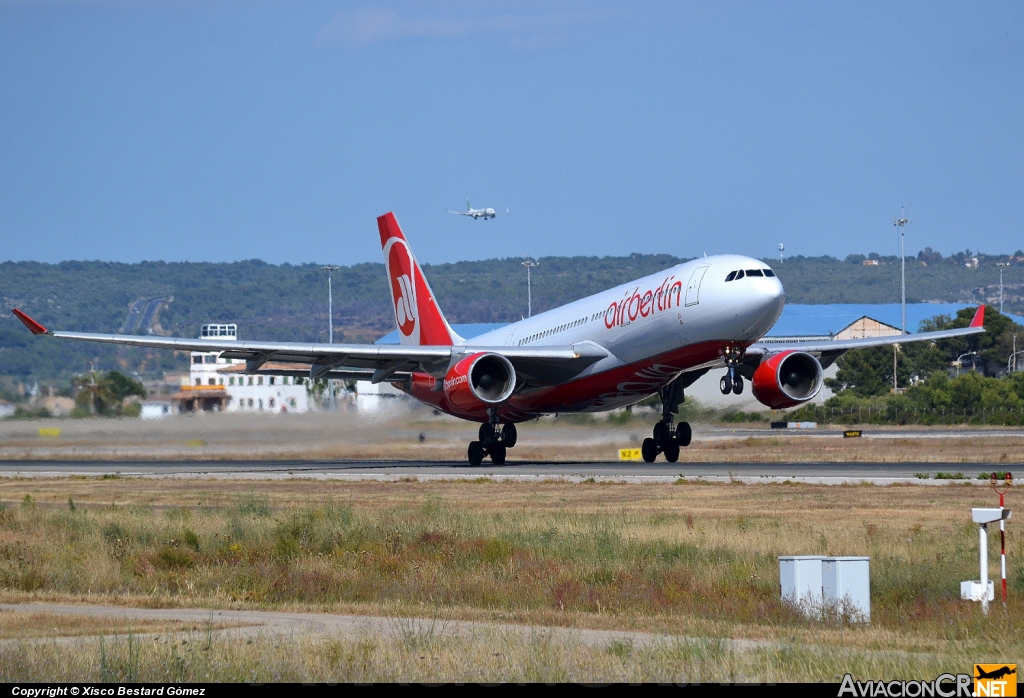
140;401;173;419
172;323;311;413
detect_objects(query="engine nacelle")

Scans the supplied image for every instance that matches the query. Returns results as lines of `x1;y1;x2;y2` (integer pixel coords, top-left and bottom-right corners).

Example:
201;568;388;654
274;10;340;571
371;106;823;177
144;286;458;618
443;352;516;412
751;350;824;409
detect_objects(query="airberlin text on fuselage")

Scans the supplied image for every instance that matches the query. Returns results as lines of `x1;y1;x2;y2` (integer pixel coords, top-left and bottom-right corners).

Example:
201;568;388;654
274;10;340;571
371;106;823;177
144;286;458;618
604;276;683;328
443;373;468;392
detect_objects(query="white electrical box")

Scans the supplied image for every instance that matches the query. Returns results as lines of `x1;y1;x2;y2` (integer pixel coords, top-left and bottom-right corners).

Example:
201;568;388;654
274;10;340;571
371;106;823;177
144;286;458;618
960;580;995;601
972;508;1011;524
779;556;824;612
823;556;871;622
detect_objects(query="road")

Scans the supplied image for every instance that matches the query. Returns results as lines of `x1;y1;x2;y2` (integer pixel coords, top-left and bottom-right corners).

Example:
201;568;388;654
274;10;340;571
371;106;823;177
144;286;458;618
0;458;1002;484
0;602;773;652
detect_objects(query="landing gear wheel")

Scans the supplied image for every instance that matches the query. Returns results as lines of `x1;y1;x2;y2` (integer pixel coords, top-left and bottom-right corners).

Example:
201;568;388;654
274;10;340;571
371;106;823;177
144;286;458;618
468;441;484;466
479;423;496;449
720;374;733;395
642;438;658;463
732;375;744;395
502;423;517;448
653;421;671;448
663;440;680;463
675;421;692;447
490;442;506;465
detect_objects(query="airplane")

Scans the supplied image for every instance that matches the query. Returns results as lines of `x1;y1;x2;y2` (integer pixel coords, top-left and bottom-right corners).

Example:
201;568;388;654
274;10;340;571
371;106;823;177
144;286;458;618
975;666;1016;681
447;201;505;220
11;212;986;466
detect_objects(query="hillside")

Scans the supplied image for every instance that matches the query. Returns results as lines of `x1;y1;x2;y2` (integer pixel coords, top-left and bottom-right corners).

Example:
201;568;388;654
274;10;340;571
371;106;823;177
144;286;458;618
0;250;1021;383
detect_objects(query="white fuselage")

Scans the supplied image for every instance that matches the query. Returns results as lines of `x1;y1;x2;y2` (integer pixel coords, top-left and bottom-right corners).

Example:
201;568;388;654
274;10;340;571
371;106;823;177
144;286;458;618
416;254;786;418
469;254;783;363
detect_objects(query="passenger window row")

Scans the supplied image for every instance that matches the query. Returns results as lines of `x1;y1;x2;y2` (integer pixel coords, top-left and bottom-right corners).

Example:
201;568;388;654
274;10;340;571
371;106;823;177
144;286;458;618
518;316;589;345
725;268;776;282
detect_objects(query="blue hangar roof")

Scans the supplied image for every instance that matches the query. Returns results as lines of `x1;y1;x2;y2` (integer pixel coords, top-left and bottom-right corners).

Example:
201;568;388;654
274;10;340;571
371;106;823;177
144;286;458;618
376;305;1023;344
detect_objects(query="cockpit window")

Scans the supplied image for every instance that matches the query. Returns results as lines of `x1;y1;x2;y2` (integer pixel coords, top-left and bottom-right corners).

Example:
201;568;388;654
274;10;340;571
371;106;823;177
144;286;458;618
745;269;764;277
735;270;745;279
725;271;737;282
763;269;776;277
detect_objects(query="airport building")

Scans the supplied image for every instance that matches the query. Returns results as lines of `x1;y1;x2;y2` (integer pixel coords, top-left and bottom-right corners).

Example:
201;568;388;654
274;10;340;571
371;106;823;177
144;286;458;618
171;323;311;413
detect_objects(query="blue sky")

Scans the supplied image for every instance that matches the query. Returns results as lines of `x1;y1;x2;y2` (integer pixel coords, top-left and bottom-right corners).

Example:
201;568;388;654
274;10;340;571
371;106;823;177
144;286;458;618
1;1;1021;265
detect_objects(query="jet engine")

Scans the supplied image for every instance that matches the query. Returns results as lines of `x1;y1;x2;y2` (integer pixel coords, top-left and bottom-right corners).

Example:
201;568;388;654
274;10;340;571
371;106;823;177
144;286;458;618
443;352;516;412
751;350;824;409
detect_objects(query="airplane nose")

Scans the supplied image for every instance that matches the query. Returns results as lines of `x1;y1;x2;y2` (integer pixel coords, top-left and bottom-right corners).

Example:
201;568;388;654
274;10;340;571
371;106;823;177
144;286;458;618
743;276;785;338
765;277;785;311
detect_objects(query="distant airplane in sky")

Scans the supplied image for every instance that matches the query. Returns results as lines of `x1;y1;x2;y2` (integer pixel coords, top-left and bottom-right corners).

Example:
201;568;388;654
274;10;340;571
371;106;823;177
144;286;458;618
447;201;506;220
12;212;986;466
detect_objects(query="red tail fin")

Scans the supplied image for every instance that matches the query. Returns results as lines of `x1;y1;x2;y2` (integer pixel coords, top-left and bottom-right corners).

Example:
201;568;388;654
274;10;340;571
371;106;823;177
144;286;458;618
377;212;460;346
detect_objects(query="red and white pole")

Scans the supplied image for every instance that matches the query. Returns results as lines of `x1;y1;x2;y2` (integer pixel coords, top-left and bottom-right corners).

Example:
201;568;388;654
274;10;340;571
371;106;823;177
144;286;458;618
992;472;1012;603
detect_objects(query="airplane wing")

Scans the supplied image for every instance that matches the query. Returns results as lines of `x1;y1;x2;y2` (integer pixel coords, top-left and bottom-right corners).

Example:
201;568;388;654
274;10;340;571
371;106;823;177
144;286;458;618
744;305;986;367
10;309;608;386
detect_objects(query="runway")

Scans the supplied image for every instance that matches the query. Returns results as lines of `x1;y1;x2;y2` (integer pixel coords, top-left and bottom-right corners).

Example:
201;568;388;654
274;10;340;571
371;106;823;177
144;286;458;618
0;458;1003;484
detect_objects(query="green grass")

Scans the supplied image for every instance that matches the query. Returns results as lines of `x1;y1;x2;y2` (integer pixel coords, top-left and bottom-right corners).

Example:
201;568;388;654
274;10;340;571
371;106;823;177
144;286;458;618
0;490;1015;630
1;479;1023;681
0;624;1009;683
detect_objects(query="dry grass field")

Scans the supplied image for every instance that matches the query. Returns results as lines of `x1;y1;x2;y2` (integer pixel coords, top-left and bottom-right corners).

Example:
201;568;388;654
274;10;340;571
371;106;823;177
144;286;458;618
0;476;1021;681
1;408;1022;463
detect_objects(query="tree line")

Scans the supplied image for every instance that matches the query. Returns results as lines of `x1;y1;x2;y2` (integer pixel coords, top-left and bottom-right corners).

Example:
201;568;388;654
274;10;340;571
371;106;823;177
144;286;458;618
784;306;1024;425
0;250;1021;384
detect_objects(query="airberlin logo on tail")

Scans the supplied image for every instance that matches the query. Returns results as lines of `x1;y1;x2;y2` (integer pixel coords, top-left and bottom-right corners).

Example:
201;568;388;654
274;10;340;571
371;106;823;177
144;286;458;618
386;240;419;338
395;273;416;334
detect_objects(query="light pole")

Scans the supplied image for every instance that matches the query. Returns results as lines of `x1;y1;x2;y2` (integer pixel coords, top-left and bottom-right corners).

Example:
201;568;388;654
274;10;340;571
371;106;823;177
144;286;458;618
778;243;784;264
321;265;340;343
997;262;1009;314
893;207;911;335
321;265;340;410
1008;347;1022;375
522;259;540;317
955;351;978;377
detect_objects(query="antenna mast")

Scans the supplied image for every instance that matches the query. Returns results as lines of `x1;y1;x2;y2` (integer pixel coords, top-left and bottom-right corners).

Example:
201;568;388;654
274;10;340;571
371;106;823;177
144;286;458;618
778;243;785;264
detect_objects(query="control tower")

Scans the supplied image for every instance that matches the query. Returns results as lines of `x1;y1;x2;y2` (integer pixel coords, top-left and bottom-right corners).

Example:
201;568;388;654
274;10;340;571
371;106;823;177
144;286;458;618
172;324;310;413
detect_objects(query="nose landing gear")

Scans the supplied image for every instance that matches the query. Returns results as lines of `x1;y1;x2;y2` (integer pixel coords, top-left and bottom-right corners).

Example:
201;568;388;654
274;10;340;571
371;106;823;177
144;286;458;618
719;345;746;395
719;368;744;395
467;417;517;466
641;377;693;463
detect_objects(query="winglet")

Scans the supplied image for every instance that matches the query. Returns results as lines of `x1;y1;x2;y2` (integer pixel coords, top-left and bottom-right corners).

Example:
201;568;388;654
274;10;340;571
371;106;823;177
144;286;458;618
12;308;48;335
970;305;986;328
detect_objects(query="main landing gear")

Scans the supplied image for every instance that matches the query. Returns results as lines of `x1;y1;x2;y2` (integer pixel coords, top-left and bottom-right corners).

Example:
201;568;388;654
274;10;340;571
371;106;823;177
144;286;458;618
467;416;517;466
642;377;692;463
